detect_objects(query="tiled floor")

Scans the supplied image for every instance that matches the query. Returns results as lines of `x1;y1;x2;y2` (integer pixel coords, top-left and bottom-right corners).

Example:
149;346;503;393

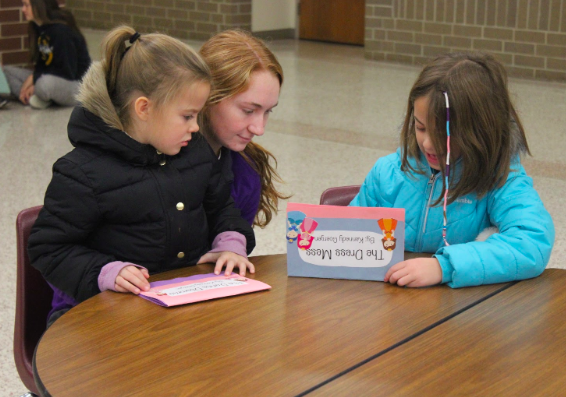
1;28;565;395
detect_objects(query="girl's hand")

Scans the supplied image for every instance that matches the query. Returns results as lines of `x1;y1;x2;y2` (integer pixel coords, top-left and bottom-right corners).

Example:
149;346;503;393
114;265;150;294
198;251;255;276
384;258;442;287
19;75;34;104
19;84;34;105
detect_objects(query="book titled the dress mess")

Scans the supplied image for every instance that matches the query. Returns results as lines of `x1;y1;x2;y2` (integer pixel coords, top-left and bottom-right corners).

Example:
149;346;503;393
286;203;405;281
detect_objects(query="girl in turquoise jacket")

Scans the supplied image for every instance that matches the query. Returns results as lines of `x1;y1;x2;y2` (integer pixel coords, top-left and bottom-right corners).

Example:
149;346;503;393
351;52;554;288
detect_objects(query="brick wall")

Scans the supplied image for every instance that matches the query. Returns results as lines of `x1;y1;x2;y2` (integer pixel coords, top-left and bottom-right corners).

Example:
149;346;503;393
0;0;29;66
65;0;251;41
366;0;566;82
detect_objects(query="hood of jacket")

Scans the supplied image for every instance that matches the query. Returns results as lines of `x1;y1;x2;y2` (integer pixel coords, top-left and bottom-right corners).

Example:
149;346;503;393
70;62;162;166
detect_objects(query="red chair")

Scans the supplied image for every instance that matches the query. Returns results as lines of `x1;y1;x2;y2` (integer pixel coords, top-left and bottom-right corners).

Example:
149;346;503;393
319;185;361;206
14;206;52;396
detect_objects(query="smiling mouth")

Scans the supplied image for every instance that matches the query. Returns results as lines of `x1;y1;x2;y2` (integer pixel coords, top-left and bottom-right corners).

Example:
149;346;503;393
426;153;439;164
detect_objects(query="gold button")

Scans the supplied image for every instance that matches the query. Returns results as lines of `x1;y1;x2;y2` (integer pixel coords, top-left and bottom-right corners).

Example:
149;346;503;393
177;252;185;259
176;202;184;211
159;159;166;166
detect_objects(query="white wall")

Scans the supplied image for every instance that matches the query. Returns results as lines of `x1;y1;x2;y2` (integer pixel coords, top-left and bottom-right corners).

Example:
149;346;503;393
251;0;297;32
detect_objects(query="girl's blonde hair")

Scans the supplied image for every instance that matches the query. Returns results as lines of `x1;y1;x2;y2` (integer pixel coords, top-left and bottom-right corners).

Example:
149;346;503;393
400;51;530;206
89;25;210;131
199;29;289;228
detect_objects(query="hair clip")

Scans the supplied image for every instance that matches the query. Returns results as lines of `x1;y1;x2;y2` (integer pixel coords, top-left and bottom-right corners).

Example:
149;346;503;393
121;32;141;60
129;32;141;44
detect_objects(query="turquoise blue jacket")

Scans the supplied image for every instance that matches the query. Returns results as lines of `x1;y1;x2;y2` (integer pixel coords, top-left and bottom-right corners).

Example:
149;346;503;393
350;149;554;288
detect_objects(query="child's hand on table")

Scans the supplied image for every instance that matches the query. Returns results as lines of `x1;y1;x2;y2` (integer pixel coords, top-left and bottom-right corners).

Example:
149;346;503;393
384;257;442;287
115;265;150;294
198;251;255;276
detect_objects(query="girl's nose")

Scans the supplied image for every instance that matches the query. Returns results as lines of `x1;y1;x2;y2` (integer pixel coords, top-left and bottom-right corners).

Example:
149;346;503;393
248;116;265;136
422;133;434;151
190;120;200;134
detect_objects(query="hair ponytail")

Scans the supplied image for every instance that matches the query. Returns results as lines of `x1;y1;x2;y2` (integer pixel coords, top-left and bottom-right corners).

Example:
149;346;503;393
79;25;210;132
101;26;136;111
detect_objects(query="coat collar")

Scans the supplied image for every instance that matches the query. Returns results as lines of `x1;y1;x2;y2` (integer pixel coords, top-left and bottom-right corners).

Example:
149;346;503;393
68;107;164;166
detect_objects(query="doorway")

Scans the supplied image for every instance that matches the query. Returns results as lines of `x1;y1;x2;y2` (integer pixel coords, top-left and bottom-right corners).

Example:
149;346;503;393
299;0;365;46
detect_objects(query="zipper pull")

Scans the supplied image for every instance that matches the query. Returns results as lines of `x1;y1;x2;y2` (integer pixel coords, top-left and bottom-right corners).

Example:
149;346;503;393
428;173;435;184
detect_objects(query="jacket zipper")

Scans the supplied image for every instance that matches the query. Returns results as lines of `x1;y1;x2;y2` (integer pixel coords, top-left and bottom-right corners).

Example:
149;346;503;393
417;172;439;251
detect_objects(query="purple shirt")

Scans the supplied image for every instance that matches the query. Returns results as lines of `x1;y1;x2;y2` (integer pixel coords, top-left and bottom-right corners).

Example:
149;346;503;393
230;150;261;226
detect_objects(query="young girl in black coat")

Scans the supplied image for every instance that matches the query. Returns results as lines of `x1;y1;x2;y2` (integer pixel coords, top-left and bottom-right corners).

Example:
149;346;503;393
28;26;255;327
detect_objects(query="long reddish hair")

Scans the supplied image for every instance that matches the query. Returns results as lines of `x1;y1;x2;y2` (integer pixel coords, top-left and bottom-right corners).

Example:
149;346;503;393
199;29;289;227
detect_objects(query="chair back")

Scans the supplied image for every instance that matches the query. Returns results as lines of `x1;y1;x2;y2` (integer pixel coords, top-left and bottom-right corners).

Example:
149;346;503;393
319;185;361;206
14;205;52;395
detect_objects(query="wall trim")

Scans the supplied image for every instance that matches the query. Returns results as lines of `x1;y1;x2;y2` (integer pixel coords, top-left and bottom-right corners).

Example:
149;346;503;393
253;28;295;40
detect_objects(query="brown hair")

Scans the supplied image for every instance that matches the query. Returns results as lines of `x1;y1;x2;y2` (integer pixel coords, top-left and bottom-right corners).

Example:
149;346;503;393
400;51;530;206
93;25;210;132
28;0;85;62
199;29;289;228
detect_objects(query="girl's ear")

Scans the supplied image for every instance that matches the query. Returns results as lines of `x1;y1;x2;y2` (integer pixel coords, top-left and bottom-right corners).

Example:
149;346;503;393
133;96;151;121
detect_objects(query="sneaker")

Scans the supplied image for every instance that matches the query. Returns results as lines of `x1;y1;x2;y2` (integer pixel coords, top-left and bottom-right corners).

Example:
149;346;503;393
29;95;52;109
0;98;8;109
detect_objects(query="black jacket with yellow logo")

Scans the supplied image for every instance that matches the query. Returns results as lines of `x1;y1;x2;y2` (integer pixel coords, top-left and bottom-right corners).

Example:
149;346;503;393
32;22;91;84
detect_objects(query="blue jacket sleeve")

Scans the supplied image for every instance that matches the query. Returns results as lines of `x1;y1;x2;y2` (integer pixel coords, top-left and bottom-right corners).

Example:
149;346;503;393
435;166;555;287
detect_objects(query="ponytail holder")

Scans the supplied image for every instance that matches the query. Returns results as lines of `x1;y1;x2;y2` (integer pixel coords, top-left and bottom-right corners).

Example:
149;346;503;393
129;32;141;44
121;32;141;60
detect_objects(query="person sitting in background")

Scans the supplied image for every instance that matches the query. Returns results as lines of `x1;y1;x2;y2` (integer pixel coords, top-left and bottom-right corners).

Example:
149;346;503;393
1;0;91;109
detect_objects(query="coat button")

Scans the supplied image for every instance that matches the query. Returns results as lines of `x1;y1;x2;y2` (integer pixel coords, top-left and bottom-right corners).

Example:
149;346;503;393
159;159;166;166
176;202;184;211
177;252;185;259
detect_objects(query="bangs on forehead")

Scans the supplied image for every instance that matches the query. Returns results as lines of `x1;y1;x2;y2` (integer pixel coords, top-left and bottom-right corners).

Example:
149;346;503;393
153;74;209;112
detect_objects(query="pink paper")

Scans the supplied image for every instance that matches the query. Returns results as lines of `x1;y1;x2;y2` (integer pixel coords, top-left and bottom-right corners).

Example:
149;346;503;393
139;273;271;307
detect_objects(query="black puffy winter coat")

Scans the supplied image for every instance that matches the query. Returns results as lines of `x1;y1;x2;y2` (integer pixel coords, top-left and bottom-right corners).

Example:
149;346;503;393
28;107;255;303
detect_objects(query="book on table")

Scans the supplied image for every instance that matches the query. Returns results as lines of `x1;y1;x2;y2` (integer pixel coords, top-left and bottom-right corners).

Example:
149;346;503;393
139;273;271;307
286;202;405;281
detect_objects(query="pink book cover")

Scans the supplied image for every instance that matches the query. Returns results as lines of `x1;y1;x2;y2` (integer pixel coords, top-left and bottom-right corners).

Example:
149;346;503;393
139;273;271;307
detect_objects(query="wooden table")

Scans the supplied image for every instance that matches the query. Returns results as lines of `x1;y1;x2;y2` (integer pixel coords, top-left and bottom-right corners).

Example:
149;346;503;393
310;269;566;396
35;253;513;397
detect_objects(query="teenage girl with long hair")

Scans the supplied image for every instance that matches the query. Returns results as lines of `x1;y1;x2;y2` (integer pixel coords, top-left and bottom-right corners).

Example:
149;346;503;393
199;30;289;228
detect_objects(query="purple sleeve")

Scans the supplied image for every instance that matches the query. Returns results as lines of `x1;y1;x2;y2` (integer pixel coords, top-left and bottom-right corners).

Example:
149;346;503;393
98;261;148;292
230;151;261;225
208;231;248;258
